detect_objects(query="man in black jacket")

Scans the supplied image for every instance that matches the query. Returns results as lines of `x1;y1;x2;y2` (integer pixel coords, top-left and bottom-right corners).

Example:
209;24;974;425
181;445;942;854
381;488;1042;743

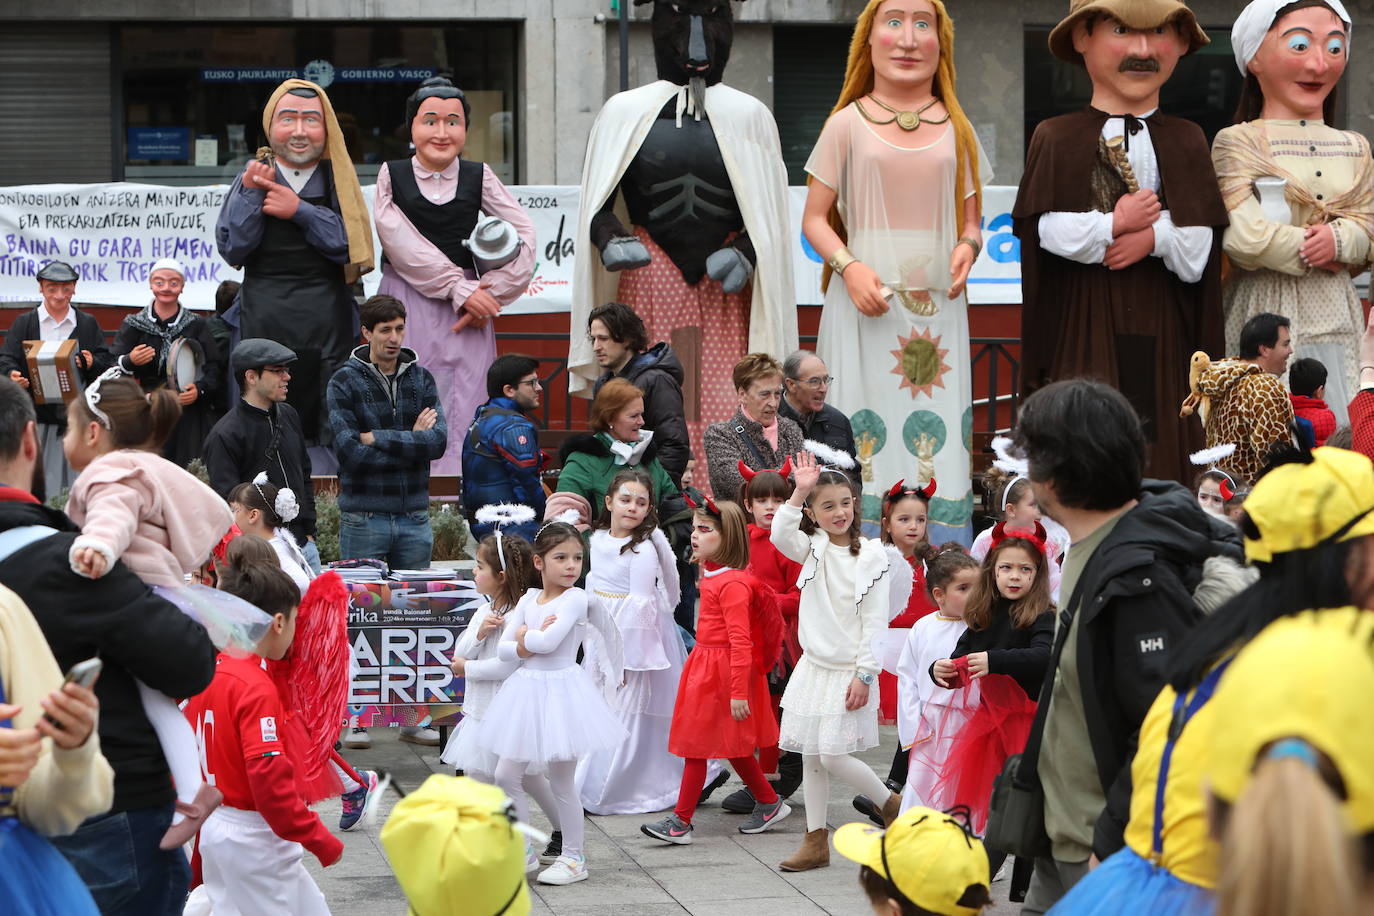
780;350;857;485
1011;380;1242;914
588;301;691;486
202;338;319;571
0;377;217;916
0;261;115;498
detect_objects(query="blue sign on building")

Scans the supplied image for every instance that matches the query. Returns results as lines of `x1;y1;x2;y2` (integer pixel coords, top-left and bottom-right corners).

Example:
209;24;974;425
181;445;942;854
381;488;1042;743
127;127;192;161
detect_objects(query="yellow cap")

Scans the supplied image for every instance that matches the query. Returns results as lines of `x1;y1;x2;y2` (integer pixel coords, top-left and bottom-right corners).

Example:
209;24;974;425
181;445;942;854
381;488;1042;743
1241;446;1374;563
834;807;990;916
1206;608;1374;832
379;775;531;916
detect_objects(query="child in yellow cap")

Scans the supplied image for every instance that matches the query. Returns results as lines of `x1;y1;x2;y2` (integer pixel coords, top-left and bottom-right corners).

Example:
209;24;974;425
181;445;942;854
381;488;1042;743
835;806;992;915
380;774;534;916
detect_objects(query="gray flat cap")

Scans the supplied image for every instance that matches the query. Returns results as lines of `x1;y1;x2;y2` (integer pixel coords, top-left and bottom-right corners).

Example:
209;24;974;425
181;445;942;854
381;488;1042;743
231;338;298;376
35;261;78;283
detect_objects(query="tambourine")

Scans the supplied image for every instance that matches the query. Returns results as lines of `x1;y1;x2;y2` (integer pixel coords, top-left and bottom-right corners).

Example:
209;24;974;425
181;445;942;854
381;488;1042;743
166;338;204;393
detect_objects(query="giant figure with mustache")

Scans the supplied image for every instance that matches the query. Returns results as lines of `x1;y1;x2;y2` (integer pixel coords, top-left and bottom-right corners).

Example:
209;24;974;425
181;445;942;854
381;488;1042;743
1013;0;1227;483
569;0;797;471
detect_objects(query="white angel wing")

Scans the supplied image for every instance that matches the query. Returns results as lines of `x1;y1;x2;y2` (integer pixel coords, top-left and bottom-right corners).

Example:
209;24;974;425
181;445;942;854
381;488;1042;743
582;592;626;705
884;544;915;623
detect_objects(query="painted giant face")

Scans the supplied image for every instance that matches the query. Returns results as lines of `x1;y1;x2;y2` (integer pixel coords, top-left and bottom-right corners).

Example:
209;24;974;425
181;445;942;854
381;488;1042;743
868;2;941;90
269;94;326;168
410;96;466;171
641;0;735;86
1248;5;1347;120
1073;14;1188;109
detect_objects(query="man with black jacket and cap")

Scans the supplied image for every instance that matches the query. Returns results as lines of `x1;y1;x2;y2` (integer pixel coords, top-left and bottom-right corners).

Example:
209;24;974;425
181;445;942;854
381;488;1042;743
0;376;216;915
202;338;318;570
0;260;114;498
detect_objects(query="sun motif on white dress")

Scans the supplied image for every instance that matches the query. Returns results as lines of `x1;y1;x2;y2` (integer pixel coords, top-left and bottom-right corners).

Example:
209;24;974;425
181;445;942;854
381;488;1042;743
890;327;950;399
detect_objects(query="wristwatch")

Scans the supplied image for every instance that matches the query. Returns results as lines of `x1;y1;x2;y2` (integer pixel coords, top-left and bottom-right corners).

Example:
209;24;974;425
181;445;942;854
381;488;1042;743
856;670;876;687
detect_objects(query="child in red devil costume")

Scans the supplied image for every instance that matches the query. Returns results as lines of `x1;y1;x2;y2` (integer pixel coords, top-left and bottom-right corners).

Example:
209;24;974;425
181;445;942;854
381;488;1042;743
642;492;790;844
720;459;804;813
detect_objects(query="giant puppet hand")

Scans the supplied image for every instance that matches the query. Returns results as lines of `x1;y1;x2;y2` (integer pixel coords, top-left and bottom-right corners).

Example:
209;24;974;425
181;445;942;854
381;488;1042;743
705;233;756;294
1112;190;1161;237
589;208;652;271
1104;226;1155;271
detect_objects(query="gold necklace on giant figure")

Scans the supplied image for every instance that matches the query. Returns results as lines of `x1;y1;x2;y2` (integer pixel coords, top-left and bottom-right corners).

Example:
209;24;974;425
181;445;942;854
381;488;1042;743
856;95;950;132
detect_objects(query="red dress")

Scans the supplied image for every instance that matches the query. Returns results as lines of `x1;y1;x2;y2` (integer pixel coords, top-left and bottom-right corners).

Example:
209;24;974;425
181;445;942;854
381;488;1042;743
668;566;779;759
880;554;939;725
747;523;802;668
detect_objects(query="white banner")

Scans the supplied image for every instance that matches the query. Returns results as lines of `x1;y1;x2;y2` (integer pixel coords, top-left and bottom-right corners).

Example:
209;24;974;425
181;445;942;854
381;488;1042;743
0;181;1021;312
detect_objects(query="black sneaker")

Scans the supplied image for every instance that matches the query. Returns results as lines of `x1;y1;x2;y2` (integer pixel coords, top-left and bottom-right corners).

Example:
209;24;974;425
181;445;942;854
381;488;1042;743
538;830;563;865
698;770;731;804
720;786;756;814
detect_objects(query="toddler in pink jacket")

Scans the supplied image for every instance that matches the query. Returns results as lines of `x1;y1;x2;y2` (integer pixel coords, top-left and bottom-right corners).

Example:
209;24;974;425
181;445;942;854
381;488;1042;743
64;369;234;849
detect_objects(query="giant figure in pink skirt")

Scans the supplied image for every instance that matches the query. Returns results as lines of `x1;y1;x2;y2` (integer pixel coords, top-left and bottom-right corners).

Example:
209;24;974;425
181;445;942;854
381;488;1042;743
569;0;798;467
375;77;536;475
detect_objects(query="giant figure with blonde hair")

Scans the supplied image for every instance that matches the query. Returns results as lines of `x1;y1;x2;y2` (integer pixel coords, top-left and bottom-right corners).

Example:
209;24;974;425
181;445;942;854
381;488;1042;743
802;0;989;541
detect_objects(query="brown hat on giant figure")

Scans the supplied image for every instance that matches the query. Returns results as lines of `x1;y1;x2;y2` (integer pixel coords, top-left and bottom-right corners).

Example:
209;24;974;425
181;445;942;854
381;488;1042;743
1048;0;1209;64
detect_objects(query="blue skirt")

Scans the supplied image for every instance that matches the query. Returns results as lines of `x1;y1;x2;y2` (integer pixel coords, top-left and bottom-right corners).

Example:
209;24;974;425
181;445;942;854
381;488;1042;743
0;817;100;916
1048;847;1214;916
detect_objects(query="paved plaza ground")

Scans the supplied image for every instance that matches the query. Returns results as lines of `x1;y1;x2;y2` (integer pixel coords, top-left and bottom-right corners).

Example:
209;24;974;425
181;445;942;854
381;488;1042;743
309;726;1021;916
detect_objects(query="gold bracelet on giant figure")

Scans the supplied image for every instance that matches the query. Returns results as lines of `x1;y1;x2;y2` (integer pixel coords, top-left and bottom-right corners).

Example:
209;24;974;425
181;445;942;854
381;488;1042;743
828;246;859;275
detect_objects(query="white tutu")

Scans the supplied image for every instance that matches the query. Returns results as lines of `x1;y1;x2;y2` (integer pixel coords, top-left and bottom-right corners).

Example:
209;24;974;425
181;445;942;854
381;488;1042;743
779;655;880;756
439;715;499;775
476;665;628;765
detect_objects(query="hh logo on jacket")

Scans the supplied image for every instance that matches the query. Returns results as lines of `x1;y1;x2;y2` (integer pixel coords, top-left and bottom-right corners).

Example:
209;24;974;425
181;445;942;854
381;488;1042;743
1138;634;1166;655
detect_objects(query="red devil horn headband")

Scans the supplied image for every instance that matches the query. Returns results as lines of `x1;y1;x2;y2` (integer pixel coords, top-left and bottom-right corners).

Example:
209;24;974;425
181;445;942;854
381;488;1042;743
1219;478;1235;501
683;487;720;517
885;477;938;502
989;520;1049;556
739;457;794;483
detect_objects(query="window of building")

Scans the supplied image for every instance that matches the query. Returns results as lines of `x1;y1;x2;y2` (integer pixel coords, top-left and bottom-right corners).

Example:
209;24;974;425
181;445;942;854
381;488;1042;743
1024;25;1246;148
120;23;519;187
773;25;852;185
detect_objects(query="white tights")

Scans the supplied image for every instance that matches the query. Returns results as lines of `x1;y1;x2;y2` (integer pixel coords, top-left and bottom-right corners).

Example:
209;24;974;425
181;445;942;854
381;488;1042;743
138;681;202;825
494;758;581;857
466;768;562;833
801;752;890;832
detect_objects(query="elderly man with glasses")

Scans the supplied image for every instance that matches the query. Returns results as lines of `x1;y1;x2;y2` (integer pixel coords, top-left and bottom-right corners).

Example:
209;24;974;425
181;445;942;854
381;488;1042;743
780;350;858;486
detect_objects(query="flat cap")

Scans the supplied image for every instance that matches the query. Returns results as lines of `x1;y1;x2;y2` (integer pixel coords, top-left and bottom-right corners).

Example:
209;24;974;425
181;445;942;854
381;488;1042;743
231;337;298;376
36;261;78;283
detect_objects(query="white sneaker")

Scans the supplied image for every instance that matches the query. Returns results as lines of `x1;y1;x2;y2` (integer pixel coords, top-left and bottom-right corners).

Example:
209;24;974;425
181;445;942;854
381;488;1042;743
524;844;540;874
398;725;440;747
537;854;588;885
342;727;370;749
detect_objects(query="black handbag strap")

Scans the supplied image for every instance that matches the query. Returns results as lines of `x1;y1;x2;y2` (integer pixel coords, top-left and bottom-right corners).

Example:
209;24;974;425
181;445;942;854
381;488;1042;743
733;422;770;470
1013;570;1091;788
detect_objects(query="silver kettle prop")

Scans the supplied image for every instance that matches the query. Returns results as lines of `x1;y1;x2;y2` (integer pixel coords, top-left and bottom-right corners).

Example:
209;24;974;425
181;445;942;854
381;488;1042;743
462;215;524;275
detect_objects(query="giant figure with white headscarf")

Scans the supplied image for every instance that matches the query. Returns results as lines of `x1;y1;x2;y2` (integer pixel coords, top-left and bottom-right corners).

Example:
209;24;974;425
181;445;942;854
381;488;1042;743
1213;0;1369;425
216;79;375;446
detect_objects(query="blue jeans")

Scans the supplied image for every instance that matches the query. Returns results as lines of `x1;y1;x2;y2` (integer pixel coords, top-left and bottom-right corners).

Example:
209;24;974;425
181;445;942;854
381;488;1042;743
50;804;190;916
301;537;322;575
339;509;433;569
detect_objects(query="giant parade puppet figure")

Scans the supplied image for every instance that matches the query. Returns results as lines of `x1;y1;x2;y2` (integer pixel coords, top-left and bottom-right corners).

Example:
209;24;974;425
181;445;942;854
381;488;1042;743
216;78;374;448
803;0;990;541
374;77;537;475
1215;0;1370;424
1013;0;1228;483
569;0;798;474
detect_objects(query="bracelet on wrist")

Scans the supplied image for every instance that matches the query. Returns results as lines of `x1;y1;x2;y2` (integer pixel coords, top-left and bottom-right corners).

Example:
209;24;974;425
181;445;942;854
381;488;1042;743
828;246;859;276
956;236;982;258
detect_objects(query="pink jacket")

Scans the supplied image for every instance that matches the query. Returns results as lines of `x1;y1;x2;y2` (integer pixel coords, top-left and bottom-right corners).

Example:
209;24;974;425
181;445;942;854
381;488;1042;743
66;450;234;588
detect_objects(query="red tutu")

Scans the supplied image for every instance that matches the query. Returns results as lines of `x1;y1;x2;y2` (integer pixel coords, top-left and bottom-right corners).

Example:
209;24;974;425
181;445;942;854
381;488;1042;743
669;645;778;759
929;673;1036;832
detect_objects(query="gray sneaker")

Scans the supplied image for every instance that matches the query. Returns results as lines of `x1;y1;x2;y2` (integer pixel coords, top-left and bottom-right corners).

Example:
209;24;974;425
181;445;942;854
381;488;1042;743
641;813;694;845
738;799;792;834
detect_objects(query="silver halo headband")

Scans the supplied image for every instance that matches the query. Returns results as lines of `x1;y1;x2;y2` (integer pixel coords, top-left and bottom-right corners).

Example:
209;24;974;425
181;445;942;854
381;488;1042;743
84;366;128;429
474;503;538;569
1000;474;1028;514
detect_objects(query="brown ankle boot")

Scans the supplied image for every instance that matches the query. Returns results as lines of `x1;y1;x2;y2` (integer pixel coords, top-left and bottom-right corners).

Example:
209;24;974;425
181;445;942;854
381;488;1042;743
779;827;830;872
881;791;902;826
